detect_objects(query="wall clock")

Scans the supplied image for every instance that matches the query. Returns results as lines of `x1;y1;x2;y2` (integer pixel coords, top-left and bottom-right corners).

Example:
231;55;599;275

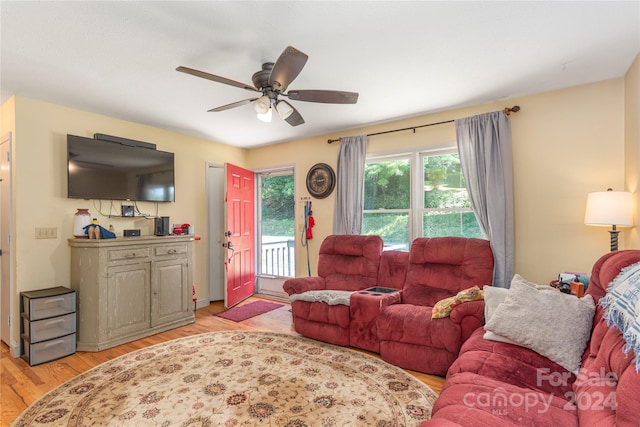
306;163;336;199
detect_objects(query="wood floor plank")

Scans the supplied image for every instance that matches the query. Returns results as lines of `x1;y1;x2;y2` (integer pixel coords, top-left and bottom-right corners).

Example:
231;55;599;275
0;297;445;426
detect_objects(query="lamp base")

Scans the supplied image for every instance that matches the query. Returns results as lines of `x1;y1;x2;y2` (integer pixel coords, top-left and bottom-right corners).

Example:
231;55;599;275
609;229;620;252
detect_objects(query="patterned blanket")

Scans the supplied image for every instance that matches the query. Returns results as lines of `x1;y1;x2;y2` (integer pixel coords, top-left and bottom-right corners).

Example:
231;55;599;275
289;290;354;306
600;261;640;372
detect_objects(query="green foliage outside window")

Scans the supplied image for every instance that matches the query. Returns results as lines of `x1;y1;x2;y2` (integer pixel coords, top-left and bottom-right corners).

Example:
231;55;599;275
362;153;483;246
364;159;410;209
261;175;295;236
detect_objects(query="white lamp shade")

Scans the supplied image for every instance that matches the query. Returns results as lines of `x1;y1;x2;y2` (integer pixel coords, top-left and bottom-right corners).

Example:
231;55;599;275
256;107;272;123
275;101;293;119
253;96;271;114
584;190;633;227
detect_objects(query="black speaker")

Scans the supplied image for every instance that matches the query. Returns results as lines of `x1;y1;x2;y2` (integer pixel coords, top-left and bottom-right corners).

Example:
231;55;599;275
155;216;169;236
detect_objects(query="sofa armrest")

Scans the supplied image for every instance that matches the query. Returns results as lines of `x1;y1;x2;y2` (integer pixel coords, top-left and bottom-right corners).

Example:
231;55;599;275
448;300;485;343
283;276;326;296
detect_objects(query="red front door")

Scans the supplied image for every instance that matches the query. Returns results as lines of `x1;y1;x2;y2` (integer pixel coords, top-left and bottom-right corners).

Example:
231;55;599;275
224;163;255;308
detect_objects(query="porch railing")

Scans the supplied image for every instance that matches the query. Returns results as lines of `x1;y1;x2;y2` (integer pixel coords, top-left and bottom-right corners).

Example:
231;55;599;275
261;238;295;277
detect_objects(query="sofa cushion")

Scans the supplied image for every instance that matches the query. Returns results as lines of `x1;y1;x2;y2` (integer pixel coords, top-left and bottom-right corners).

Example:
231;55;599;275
429;371;578;427
290;300;351;328
402;237;494;307
378;304;462;354
485;274;596;373
317;234;383;291
482;286;518;344
449;328;575;397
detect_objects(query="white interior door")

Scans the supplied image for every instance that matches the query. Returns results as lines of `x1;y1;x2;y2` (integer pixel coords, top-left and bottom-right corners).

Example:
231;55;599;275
1;133;13;351
207;163;225;302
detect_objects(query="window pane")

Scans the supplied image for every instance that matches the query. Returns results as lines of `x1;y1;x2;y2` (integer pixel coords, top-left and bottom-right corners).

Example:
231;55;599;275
260;174;295;277
364;159;410;209
423;210;484;238
362;212;410;251
423;154;469;209
422;152;482;238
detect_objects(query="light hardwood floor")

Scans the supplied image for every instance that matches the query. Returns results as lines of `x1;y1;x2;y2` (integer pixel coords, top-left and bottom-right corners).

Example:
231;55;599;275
0;297;445;426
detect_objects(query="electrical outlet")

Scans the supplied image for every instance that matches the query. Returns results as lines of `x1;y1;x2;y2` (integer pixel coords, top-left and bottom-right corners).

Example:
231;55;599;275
35;227;58;239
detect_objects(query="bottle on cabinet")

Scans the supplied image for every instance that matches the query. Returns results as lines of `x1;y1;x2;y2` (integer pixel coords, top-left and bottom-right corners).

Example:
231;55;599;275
73;209;91;238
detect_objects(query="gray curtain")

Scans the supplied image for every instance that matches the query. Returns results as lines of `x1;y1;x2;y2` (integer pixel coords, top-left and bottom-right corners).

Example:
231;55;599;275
333;135;368;235
455;111;514;288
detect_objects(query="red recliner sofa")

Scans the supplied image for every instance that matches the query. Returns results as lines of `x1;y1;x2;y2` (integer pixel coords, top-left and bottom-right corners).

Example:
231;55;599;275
376;237;495;376
283;234;384;346
284;235;494;377
422;250;640;426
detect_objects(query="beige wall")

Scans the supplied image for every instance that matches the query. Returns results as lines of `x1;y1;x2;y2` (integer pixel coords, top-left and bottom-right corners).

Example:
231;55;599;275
1;96;247;347
625;54;640;247
1;68;635;351
248;78;629;283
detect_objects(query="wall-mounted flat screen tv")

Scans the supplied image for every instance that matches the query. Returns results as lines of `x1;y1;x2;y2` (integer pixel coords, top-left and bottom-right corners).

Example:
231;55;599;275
67;134;175;202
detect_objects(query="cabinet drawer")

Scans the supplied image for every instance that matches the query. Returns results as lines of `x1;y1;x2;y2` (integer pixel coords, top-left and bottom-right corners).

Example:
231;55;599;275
22;334;76;366
108;247;151;262
23;291;75;320
22;313;76;343
154;244;188;257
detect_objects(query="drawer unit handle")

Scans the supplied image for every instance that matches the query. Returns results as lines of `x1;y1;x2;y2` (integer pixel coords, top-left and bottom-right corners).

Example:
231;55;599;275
45;318;65;326
125;253;137;258
167;249;176;254
44;339;65;348
44;297;64;304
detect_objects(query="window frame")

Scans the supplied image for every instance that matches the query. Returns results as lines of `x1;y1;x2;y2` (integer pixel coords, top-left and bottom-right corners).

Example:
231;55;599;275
364;142;476;247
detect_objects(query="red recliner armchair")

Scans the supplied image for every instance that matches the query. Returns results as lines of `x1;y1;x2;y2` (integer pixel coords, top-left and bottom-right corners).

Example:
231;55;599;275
283;234;384;346
376;237;495;376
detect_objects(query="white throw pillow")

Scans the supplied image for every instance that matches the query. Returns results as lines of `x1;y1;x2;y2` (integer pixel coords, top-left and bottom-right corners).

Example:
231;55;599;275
484;274;596;373
482;286;519;344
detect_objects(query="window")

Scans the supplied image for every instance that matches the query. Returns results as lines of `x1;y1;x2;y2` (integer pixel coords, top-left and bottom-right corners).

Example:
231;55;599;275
363;156;411;250
362;144;483;250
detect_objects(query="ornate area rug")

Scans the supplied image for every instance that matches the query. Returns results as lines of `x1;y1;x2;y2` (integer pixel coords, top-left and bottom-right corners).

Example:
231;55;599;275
13;331;437;426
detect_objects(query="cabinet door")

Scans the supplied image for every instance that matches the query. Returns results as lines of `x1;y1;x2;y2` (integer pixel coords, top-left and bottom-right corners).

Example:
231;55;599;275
106;263;151;339
151;258;190;326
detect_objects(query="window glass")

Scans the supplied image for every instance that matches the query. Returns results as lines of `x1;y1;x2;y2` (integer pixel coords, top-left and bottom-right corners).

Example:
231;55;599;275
362;146;483;249
422;153;483;238
259;172;295;277
362;158;411;250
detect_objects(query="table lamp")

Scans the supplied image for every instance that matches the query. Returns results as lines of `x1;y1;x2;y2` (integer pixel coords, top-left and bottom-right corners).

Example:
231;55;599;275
584;188;633;251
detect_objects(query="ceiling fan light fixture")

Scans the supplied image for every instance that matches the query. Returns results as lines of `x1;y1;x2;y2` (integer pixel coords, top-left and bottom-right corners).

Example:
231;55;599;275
253;95;271;114
275;101;294;120
256;107;272;123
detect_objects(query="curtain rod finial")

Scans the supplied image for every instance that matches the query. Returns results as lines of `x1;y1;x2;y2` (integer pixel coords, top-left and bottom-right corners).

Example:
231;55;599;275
504;106;521;115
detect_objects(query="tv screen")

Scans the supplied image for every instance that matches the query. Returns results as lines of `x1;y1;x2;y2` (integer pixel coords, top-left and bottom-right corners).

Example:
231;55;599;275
67;134;175;202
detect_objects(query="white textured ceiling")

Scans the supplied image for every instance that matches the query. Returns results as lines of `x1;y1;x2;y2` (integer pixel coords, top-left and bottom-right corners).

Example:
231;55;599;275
1;1;639;148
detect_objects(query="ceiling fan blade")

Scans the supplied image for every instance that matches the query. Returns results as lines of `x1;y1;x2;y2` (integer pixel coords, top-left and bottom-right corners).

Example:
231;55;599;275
176;66;259;93
268;46;308;91
283;102;305;127
286;90;359;104
208;98;257;112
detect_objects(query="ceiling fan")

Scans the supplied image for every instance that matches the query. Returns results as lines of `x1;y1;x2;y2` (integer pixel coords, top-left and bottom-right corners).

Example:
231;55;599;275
176;46;359;126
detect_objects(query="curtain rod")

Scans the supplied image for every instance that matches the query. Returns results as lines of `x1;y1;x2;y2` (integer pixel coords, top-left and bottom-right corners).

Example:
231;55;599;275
327;105;520;144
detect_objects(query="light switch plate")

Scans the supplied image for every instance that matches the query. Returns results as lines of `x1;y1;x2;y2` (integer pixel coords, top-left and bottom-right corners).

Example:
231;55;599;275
35;227;57;239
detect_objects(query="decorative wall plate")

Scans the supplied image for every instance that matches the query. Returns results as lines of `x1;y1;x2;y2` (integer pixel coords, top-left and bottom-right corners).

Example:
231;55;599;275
306;163;336;199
